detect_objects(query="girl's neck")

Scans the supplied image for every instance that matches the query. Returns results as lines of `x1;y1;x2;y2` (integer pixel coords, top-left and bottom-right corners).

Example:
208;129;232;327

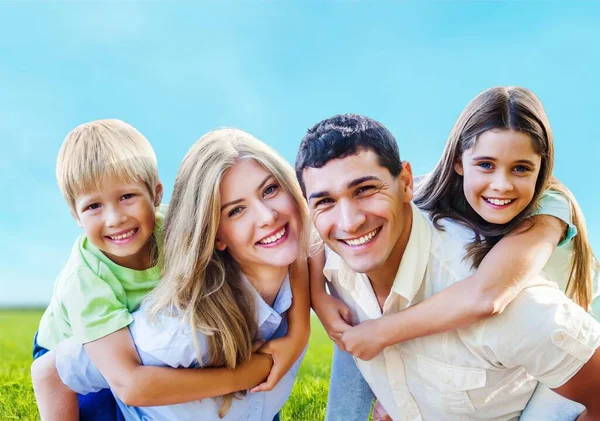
240;263;288;307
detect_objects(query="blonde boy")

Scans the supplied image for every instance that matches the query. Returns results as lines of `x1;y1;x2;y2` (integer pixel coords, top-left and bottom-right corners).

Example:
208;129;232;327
32;119;164;420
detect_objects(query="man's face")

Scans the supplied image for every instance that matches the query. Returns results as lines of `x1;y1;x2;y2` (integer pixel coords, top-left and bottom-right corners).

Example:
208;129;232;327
303;150;413;276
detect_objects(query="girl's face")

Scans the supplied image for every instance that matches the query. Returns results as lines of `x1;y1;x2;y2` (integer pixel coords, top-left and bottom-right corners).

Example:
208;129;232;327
455;129;542;225
216;159;302;272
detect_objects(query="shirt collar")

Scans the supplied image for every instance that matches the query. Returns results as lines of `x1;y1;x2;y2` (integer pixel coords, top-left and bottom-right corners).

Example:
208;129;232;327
389;202;433;305
244;272;292;328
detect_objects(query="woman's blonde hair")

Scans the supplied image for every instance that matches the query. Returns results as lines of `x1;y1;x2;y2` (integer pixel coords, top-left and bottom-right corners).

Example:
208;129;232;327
56;119;159;216
415;86;596;310
145;128;308;416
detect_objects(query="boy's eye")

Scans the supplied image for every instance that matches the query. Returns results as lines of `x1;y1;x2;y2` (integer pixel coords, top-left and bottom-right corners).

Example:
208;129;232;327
86;203;101;211
264;184;279;196
121;193;135;200
228;207;243;217
477;162;494;170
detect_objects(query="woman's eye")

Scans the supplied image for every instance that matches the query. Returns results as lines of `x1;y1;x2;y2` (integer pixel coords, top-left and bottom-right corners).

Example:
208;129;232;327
477;162;493;170
228;207;243;217
264;184;279;196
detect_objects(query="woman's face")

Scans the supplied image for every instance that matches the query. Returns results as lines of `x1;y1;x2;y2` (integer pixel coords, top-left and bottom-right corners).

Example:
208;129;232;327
216;159;302;272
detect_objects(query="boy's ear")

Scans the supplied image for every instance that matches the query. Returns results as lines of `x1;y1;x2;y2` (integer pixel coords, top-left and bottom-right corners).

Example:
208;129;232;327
154;182;164;207
454;161;464;176
215;237;227;252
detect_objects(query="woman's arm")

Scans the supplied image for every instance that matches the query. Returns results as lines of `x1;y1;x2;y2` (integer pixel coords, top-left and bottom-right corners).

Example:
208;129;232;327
251;258;311;392
340;214;567;360
81;328;273;407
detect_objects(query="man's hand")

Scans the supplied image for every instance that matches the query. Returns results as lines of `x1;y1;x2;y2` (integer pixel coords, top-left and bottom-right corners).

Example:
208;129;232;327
372;400;392;421
341;319;387;360
313;293;353;349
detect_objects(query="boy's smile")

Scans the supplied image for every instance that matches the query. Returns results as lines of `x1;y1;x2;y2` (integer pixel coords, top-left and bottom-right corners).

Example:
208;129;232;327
74;175;162;270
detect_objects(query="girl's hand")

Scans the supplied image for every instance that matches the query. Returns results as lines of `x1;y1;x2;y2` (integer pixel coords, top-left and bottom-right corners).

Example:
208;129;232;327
341;319;387;360
313;293;353;349
372;400;392;421
250;336;298;393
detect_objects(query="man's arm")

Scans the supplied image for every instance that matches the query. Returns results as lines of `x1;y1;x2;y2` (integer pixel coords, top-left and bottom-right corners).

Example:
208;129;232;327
554;350;600;420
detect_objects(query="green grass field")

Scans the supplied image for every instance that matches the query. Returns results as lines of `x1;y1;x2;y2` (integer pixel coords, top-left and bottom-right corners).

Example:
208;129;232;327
0;310;334;421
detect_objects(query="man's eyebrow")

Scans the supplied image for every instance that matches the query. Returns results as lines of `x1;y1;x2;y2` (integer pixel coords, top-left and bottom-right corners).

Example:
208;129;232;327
307;176;382;201
221;175;274;211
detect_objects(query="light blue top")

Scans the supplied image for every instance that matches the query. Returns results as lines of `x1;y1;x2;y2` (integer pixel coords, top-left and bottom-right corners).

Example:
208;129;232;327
532;189;577;246
55;274;304;421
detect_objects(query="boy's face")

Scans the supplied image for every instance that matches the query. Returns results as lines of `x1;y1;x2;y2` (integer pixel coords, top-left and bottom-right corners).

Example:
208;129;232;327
302;150;413;277
73;175;162;270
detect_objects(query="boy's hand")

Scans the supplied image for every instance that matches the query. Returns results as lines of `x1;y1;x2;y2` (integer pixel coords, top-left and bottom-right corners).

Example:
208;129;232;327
313;293;353;349
372;400;392;421
341;319;387;361
250;336;298;393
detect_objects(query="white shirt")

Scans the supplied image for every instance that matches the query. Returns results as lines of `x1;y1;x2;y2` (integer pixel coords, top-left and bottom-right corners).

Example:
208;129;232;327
324;203;600;421
55;274;304;421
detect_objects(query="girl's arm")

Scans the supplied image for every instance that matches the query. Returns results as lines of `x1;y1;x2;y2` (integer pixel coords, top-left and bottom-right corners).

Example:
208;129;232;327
341;214;567;360
251;257;311;392
83;328;273;406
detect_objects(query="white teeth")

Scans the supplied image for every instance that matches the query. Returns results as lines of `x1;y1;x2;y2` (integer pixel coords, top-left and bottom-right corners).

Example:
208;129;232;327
343;228;379;246
485;198;513;206
108;229;136;240
259;226;286;245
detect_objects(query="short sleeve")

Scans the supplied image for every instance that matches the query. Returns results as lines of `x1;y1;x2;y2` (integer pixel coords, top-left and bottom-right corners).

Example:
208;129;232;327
481;281;600;388
63;267;133;344
55;337;110;394
531;190;577;247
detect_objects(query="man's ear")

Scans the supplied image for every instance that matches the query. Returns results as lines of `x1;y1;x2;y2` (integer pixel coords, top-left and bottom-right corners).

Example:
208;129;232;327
215;237;227;252
400;160;414;202
454;161;464;176
154;182;164;207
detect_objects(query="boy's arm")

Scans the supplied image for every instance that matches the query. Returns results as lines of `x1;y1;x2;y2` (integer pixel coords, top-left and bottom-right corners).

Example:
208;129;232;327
341;214;566;360
31;352;78;421
251;257;311;392
81;328;273;407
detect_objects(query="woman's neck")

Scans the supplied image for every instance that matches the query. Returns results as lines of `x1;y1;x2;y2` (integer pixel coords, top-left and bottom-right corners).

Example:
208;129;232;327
240;264;288;307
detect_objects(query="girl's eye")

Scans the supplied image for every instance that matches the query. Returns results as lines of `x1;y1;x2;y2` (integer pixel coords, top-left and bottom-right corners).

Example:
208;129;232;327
477;162;494;170
513;165;530;173
264;184;279;196
228;207;243;217
121;193;135;200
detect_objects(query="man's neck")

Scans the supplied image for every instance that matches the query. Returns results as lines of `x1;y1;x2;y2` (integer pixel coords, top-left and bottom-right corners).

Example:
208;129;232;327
366;205;413;310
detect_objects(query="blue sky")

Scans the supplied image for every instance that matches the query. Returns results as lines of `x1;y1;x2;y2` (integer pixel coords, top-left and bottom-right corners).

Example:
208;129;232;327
1;2;599;306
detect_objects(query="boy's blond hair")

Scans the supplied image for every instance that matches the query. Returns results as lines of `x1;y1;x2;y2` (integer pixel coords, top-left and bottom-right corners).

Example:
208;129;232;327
56;119;159;216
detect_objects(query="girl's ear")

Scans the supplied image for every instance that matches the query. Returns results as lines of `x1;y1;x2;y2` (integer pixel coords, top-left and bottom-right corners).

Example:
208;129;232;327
215;237;227;251
454;161;464;176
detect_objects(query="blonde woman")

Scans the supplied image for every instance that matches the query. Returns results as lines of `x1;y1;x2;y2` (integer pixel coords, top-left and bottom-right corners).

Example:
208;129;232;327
49;128;311;420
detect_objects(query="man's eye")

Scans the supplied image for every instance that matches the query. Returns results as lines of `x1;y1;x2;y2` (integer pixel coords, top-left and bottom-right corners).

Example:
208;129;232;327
356;185;375;195
315;198;333;207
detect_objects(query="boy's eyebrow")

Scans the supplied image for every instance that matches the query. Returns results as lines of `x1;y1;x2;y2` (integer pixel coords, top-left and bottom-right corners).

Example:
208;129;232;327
221;175;274;210
308;175;381;201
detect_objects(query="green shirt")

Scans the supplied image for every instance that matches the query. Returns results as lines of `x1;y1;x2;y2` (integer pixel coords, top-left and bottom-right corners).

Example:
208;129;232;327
37;209;165;350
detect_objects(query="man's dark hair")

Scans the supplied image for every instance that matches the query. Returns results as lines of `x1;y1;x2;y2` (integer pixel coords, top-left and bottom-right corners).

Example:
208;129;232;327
295;114;402;195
